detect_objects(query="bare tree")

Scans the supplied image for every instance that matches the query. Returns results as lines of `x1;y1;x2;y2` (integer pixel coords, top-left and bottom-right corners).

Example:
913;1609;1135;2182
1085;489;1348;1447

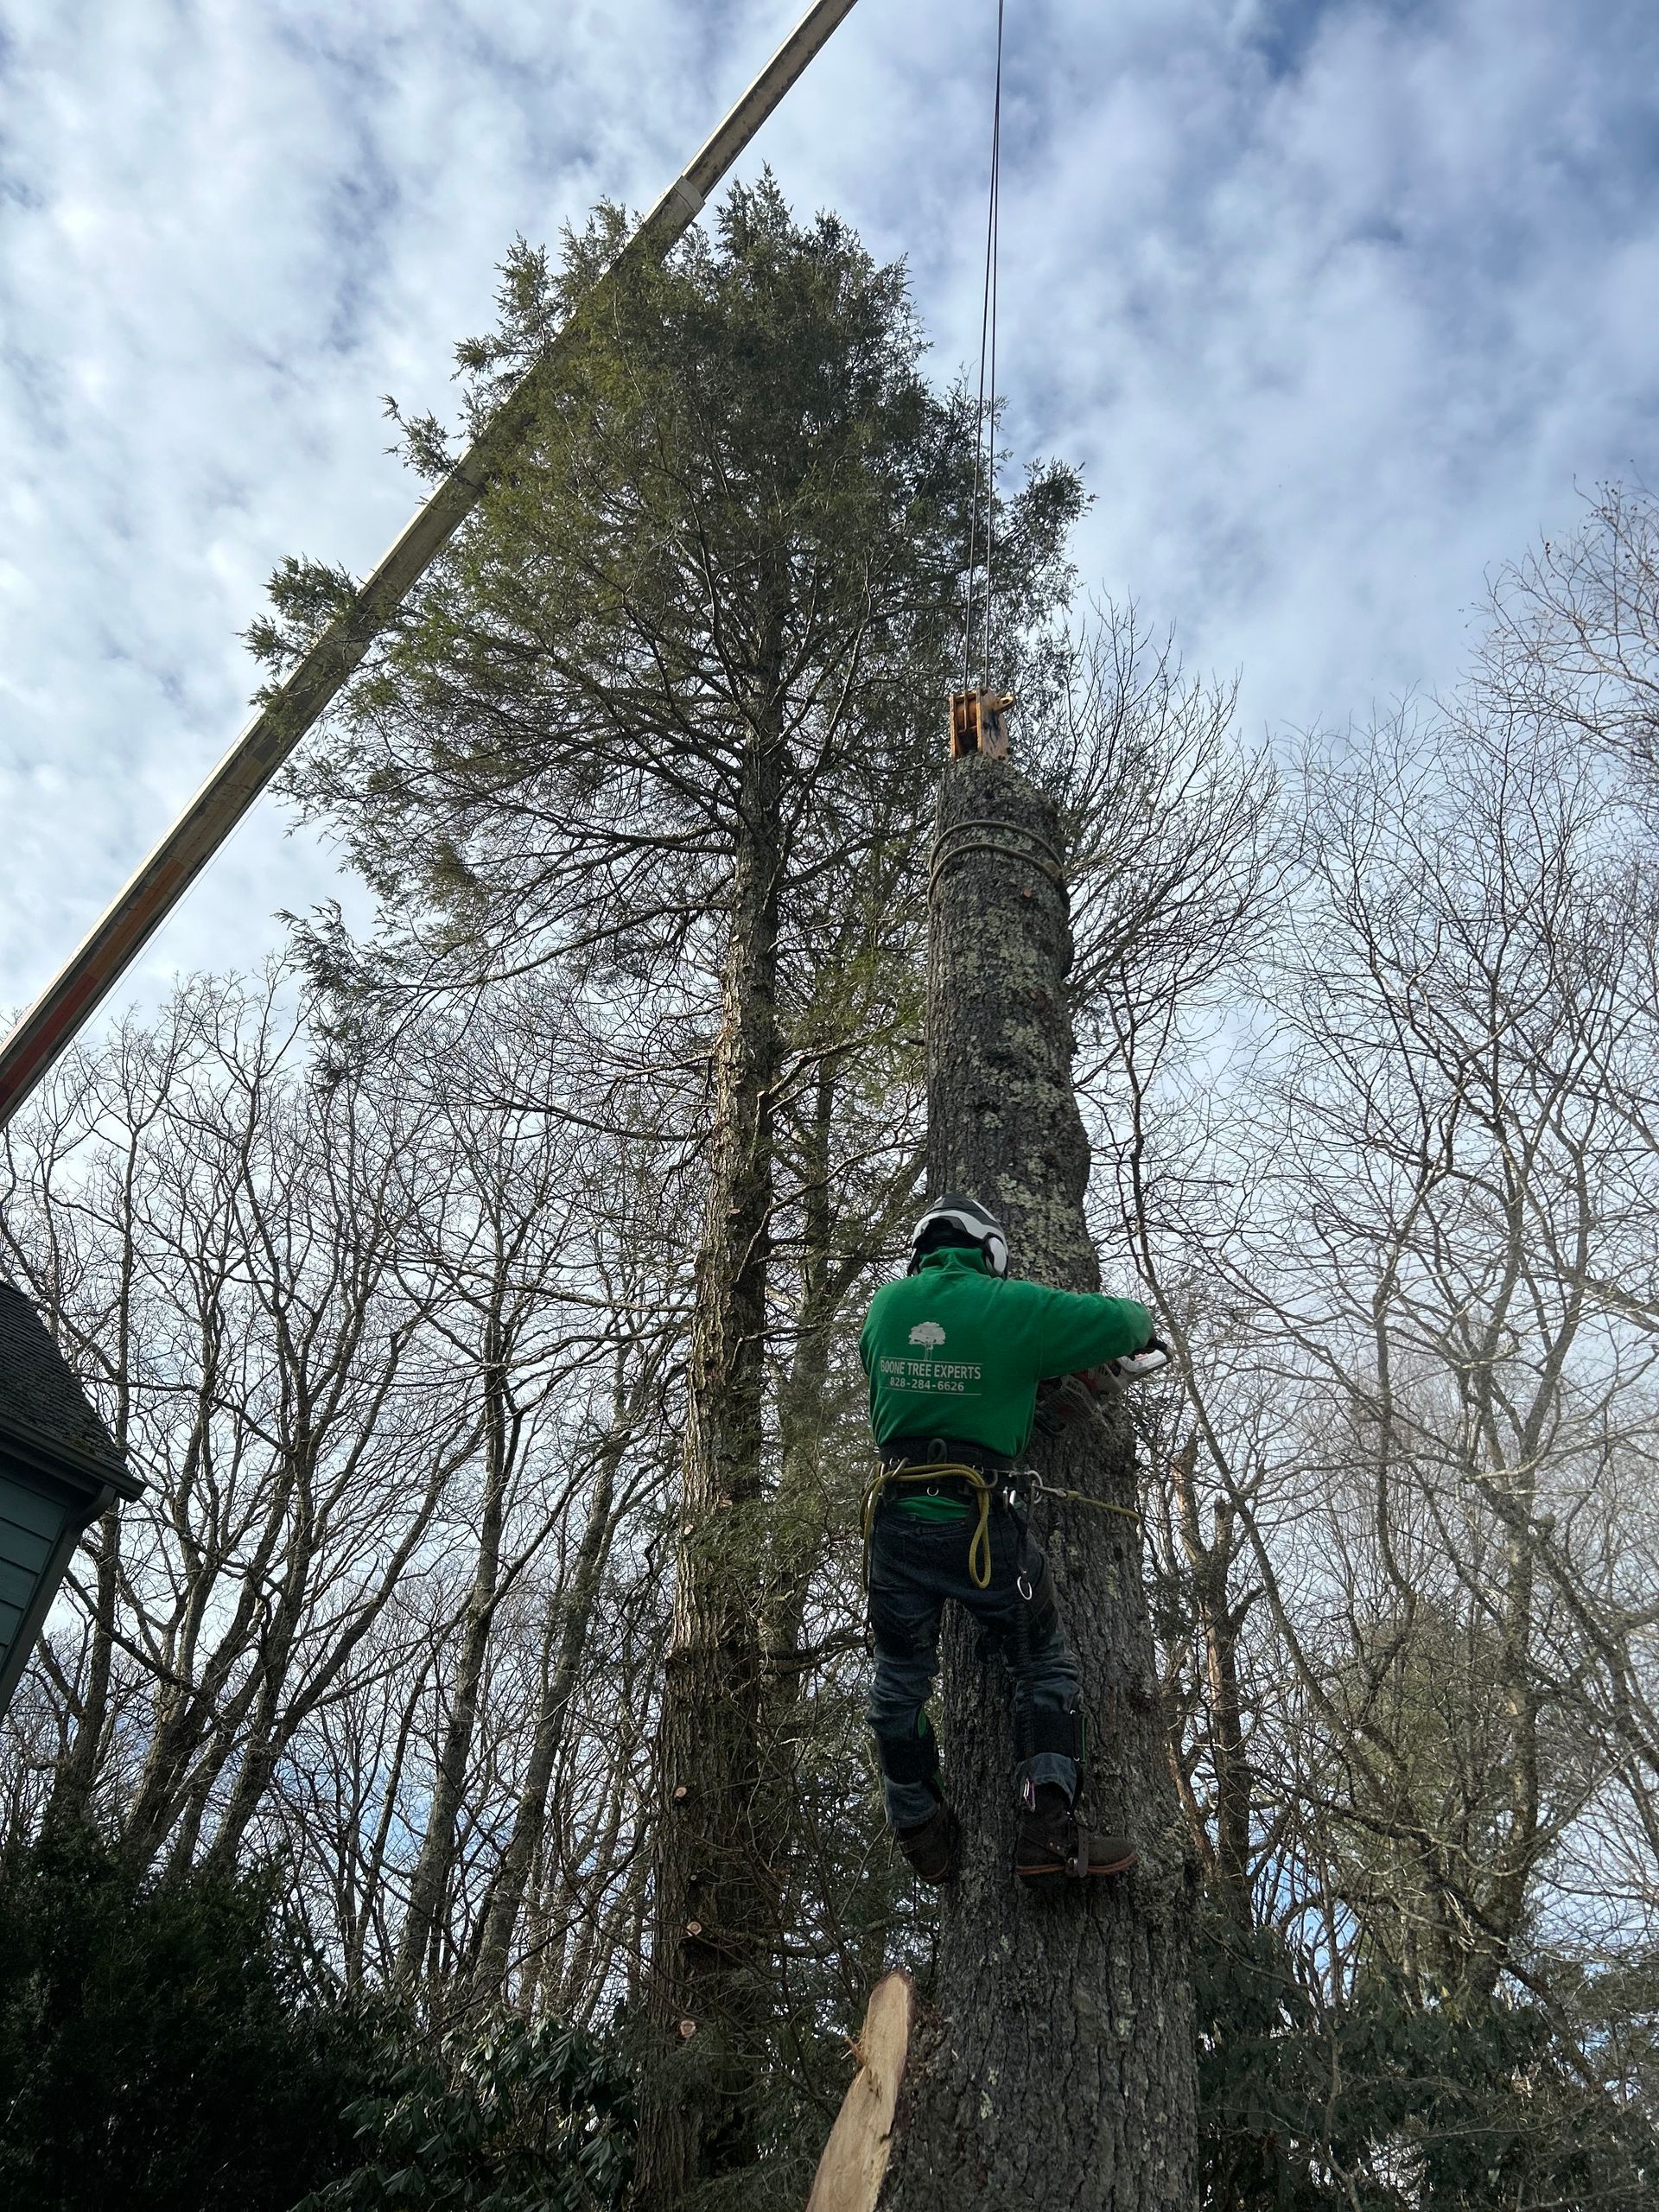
1122;700;1659;2005
1;973;468;1868
1481;480;1659;779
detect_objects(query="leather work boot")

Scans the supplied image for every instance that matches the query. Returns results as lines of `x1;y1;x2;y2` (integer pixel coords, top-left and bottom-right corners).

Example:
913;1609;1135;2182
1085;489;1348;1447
1014;1783;1136;1888
895;1799;963;1885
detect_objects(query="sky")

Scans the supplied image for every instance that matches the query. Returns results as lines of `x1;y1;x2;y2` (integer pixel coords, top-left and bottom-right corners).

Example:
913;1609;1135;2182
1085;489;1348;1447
3;0;1657;1052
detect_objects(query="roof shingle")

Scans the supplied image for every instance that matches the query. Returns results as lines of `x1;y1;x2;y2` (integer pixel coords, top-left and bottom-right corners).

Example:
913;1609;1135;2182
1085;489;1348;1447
0;1276;137;1496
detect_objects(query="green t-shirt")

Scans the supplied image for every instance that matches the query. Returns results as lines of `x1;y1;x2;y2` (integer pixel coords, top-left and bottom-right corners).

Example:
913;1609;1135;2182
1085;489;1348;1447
859;1247;1153;1475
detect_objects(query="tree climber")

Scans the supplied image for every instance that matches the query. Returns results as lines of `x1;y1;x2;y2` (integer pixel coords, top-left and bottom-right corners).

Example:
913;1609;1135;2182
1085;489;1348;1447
859;1193;1166;1888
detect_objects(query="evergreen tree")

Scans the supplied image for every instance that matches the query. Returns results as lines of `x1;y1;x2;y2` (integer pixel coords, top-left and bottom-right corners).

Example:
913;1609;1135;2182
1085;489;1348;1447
0;1823;382;2211
260;176;1079;2202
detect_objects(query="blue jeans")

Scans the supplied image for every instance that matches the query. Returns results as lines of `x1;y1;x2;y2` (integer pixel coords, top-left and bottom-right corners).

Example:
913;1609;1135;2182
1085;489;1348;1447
866;1497;1082;1829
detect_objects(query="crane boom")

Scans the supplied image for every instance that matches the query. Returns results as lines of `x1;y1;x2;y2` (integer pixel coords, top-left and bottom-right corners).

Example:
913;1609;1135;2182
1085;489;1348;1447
0;0;861;1132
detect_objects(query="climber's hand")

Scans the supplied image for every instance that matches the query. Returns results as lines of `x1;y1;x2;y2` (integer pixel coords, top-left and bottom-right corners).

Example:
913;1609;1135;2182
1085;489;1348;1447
1109;1336;1172;1385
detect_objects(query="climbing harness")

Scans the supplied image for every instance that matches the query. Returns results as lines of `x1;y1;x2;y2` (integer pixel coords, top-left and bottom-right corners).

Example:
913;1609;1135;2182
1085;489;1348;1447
861;1453;1008;1589
862;1443;1141;1597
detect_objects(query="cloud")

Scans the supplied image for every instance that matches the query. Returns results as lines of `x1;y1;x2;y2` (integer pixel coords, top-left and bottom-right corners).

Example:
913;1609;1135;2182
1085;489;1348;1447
2;0;1656;1052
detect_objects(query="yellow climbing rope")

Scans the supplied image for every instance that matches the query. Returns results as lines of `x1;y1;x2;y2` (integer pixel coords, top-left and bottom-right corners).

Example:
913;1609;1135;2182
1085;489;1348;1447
862;1459;1142;1592
1026;1470;1141;1526
861;1461;1003;1588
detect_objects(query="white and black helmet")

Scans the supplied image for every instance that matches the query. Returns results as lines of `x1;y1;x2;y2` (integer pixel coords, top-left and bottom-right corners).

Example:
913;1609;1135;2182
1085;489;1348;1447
906;1192;1009;1278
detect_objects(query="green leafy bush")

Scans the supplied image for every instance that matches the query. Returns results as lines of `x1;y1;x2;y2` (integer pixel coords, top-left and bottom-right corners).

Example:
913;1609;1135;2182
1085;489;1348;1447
296;2014;634;2211
1196;1907;1659;2209
0;1820;385;2211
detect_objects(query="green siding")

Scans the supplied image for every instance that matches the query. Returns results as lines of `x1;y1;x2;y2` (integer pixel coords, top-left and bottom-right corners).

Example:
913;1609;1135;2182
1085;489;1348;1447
0;1477;63;1539
1;1508;55;1575
0;1471;69;1679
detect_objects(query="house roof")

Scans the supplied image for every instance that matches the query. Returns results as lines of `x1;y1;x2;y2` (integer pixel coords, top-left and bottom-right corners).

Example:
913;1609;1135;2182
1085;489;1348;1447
0;1275;139;1498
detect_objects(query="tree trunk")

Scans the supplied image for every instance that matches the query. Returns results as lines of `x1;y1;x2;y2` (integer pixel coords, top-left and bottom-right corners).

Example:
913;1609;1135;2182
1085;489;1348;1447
44;1506;120;1828
766;1060;837;1683
1171;1439;1253;1926
397;1317;515;1981
879;750;1198;2211
472;1381;634;1998
43;1152;137;1832
635;720;785;2206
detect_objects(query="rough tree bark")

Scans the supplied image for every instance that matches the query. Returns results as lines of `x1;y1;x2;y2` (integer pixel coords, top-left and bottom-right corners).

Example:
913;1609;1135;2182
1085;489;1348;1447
879;749;1198;2211
635;715;785;2206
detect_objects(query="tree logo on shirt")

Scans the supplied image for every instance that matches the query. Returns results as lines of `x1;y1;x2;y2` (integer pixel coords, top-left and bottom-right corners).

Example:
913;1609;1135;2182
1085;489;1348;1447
907;1321;946;1348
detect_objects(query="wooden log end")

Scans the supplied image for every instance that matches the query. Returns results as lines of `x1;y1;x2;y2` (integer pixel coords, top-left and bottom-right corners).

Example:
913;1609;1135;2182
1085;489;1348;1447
804;1970;917;2212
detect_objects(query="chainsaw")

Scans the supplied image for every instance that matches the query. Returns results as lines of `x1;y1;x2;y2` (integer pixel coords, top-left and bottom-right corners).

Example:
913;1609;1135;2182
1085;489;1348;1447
1033;1340;1172;1437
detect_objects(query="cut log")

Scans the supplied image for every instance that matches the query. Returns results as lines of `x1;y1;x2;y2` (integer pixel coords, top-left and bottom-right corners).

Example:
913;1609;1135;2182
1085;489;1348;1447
804;1971;916;2212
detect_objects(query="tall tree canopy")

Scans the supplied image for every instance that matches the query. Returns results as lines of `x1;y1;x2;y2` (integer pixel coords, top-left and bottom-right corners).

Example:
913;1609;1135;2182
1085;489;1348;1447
260;175;1081;2202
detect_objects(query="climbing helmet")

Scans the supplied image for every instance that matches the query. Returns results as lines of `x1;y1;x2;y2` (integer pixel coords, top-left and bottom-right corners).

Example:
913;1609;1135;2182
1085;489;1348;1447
906;1192;1009;1278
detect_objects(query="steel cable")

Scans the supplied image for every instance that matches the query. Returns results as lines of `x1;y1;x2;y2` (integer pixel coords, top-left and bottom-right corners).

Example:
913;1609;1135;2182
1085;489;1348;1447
963;0;1007;687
